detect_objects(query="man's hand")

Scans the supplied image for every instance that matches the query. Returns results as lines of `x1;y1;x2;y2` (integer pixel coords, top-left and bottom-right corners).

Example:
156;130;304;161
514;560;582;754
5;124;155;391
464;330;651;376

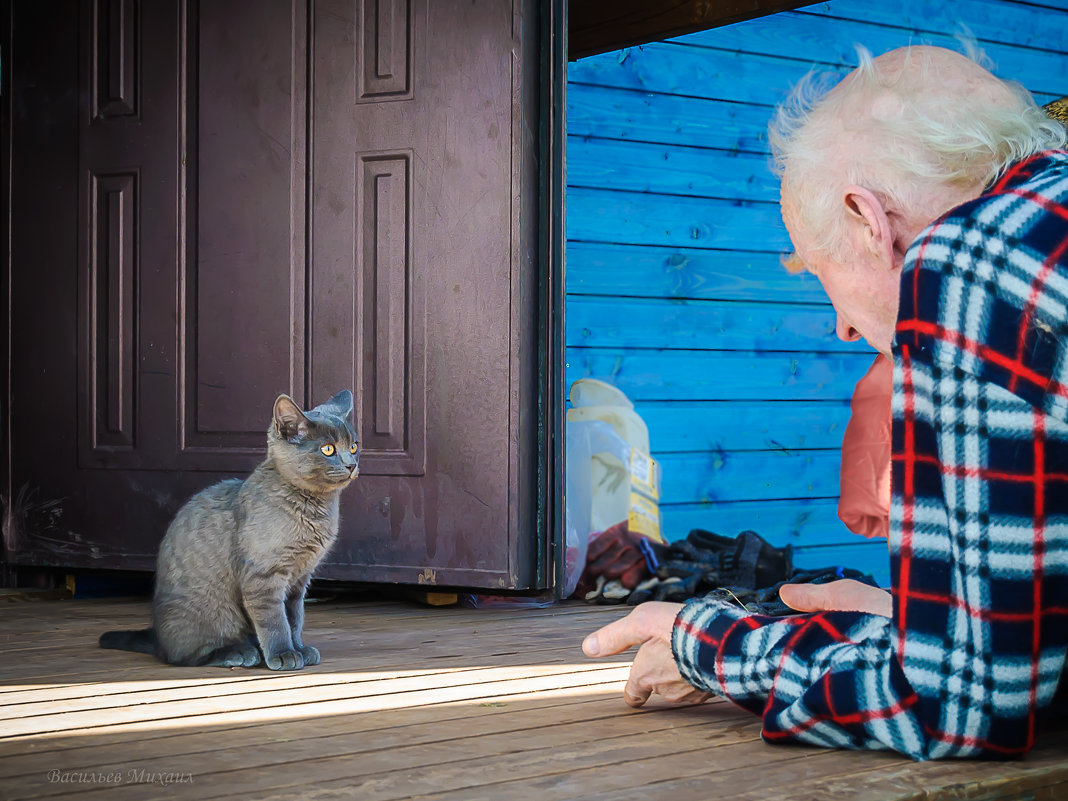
779;579;892;618
582;601;711;708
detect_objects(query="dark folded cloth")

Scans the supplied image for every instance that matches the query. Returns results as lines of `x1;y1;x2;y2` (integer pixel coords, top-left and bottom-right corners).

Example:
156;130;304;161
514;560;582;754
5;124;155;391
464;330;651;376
701;566;879;616
583;528;877;616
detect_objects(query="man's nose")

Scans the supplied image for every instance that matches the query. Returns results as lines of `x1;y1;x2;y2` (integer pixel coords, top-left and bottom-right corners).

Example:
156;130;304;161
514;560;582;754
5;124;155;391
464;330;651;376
836;315;862;342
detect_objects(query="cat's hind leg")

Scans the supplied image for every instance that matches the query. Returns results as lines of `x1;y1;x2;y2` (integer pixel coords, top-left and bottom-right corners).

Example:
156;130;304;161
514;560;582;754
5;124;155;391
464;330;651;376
155;598;257;667
199;638;262;668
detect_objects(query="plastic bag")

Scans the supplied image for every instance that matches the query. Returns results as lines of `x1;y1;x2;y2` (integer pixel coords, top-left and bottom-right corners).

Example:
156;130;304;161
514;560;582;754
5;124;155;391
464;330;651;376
564;418;662;597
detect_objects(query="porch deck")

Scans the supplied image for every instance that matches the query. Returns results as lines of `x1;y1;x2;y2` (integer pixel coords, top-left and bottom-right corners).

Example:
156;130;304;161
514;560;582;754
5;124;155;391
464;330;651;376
0;596;1064;801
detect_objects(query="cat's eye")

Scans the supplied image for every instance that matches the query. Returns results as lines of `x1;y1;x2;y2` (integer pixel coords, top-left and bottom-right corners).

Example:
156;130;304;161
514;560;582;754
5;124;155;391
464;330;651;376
320;444;336;457
349;443;358;454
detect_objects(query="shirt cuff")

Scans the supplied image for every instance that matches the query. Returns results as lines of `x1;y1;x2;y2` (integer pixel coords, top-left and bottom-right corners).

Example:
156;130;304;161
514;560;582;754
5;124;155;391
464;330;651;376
671;595;751;695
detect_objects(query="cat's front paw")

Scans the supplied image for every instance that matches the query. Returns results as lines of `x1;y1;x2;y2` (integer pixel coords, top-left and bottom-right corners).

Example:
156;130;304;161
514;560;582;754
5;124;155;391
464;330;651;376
297;644;321;666
264;649;305;671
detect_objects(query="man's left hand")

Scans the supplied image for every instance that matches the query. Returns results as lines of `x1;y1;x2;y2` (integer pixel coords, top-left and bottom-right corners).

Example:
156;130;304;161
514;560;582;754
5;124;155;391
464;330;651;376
582;601;711;707
779;579;892;617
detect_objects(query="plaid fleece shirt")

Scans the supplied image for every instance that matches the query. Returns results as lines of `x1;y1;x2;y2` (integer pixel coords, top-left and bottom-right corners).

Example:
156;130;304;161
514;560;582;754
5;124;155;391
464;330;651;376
673;151;1068;760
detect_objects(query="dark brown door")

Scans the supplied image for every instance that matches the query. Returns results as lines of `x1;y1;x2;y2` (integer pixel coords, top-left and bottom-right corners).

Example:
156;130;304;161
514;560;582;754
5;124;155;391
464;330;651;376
6;0;557;590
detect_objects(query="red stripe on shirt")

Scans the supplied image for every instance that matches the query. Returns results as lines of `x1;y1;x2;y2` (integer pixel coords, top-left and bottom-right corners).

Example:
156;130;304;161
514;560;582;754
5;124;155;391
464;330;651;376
1009;186;1068;223
764;690;920;740
713;616;761;696
1011;236;1068;394
891;451;1068;484
904;588;1068;622
897;348;916;658
896;319;1068;399
990;155;1044;193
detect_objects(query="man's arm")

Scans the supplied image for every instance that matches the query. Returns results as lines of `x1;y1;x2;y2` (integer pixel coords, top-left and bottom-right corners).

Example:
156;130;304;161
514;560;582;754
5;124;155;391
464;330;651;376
583;581;891;706
587;370;1068;761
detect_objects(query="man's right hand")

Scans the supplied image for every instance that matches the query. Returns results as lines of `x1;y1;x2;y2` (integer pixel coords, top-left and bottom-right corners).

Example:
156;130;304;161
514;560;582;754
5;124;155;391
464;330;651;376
582;601;711;707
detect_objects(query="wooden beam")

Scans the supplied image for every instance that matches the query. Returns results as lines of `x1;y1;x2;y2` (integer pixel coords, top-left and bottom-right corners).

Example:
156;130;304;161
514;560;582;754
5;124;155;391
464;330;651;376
569;0;821;60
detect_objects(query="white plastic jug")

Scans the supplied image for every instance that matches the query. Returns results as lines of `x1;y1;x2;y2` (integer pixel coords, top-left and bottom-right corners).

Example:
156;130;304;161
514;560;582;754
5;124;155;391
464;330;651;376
566;379;662;541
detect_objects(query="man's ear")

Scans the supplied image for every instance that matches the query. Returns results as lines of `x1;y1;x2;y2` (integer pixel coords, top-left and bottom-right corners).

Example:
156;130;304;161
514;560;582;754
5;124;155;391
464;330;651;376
843;186;896;271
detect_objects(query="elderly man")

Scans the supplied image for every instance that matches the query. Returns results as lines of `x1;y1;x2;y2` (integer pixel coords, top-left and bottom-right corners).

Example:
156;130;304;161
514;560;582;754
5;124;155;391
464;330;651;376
582;45;1068;760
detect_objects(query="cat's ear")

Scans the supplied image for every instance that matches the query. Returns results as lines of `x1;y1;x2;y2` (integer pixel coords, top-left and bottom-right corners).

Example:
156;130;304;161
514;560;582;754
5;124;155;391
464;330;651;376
317;389;354;420
273;395;310;442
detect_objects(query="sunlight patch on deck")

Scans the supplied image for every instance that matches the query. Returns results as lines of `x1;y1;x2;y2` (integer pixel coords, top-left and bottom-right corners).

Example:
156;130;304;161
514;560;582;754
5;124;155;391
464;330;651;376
0;662;633;741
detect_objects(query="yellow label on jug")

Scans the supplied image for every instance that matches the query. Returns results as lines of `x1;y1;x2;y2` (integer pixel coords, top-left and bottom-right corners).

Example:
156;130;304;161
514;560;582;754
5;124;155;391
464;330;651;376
628;492;661;541
629;450;659;501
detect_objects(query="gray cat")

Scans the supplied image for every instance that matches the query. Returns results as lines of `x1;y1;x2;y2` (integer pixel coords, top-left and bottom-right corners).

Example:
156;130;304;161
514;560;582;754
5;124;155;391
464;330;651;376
99;390;359;670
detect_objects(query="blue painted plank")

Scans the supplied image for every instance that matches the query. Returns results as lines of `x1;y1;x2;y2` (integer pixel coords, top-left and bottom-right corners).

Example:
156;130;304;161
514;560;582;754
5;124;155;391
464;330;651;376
566;348;875;401
566;296;873;353
568;187;791;251
799;0;1068;58
661;498;846;544
567;137;779;201
635;399;851;452
674;7;1067;100
568;85;772;152
656;449;842;504
569;19;1063;120
569;42;846;108
565;242;828;303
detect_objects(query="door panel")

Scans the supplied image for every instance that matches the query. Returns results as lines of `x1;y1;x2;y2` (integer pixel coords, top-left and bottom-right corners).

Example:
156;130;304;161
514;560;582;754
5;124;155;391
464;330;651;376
181;0;308;466
7;0;548;590
79;0;180;474
355;152;423;474
309;0;530;585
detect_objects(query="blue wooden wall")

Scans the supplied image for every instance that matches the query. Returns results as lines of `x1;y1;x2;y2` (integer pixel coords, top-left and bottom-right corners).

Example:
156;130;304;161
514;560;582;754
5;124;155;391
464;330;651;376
565;0;1068;584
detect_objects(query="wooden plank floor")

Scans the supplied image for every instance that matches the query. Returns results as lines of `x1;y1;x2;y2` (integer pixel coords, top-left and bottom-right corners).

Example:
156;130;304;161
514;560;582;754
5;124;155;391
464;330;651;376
0;596;1065;801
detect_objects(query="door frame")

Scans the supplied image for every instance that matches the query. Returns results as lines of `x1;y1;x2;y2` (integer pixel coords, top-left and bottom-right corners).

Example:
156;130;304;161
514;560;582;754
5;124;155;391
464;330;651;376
2;0;17;586
540;0;568;595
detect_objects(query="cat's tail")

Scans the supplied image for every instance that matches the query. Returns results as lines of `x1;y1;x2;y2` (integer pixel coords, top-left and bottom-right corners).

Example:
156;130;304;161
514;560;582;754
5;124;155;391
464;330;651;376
99;628;156;654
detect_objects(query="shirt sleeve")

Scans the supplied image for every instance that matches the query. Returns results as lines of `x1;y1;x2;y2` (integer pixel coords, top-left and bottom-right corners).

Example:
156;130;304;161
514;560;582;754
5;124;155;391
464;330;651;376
672;596;938;754
671;349;1068;761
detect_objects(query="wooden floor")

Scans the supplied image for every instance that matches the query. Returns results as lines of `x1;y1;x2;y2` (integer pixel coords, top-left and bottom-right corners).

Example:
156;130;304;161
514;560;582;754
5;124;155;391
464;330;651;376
0;596;1065;801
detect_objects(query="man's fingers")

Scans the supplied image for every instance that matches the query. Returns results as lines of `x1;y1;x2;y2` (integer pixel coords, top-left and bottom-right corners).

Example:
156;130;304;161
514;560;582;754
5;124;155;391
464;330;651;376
778;583;820;612
622;647;656;707
583;602;683;658
780;580;892;617
582;611;647;657
623;680;650;708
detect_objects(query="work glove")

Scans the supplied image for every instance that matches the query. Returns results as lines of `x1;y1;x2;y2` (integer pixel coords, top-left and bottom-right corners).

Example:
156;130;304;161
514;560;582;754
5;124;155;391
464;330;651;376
580;520;651;591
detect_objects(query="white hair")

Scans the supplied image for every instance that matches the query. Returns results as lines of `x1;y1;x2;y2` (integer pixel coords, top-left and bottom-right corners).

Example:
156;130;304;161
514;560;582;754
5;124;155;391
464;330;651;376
769;45;1067;258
